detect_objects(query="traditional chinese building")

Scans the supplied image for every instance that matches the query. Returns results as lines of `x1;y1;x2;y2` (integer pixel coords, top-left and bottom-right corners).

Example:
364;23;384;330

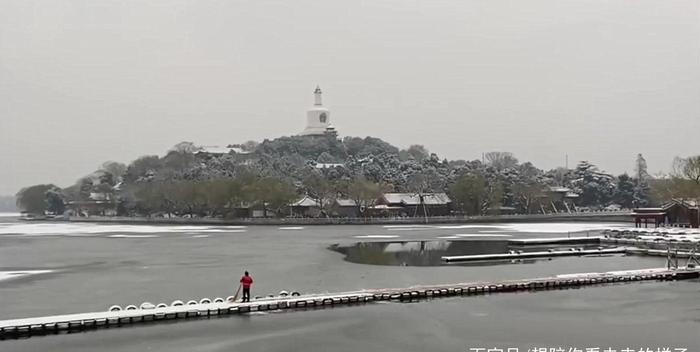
376;193;452;217
535;186;580;214
289;196;322;217
630;207;667;228
330;199;359;218
631;199;699;228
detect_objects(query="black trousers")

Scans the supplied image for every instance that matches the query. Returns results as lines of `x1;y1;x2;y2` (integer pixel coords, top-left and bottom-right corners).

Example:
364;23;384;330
242;287;250;302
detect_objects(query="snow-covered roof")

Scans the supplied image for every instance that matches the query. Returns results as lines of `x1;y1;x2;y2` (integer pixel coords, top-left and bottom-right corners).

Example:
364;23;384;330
197;146;231;154
315;163;344;169
382;193;451;205
290;196;319;207
89;192;111;201
335;199;357;207
197;146;251;155
370;204;404;210
662;199;699;210
630;211;666;216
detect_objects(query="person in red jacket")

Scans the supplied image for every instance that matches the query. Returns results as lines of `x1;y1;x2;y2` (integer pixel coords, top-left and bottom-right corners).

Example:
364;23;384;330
239;271;253;302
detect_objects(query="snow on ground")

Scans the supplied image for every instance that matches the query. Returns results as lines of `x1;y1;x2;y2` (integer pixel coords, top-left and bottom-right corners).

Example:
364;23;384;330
108;234;160;238
436;234;511;239
0;220;637;239
435;224;504;229
611;226;700;235
385;222;622;234
353;235;400;239
452;233;512;237
606;226;700;243
497;223;620;234
0;270;53;283
386;227;436;231
383;225;433;229
0;223;247;236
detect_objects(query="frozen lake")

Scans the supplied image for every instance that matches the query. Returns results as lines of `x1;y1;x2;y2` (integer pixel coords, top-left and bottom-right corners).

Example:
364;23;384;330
1;216;698;351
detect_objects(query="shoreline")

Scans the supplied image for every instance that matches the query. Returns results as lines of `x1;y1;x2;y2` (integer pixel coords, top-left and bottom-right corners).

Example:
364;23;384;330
23;212;632;226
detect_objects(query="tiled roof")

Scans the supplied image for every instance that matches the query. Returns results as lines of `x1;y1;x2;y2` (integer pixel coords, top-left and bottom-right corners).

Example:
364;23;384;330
291;196;319;207
197;146;250;155
662;199;699;210
315;163;344;169
382;193;451;205
335;199;357;207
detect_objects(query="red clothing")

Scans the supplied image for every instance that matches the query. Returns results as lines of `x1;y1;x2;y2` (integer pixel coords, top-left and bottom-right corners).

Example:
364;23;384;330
240;275;253;288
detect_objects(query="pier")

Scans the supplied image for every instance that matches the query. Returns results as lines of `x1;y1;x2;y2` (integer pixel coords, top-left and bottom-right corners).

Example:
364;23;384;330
508;236;602;245
1;267;698;340
442;247;626;262
442;234;700;262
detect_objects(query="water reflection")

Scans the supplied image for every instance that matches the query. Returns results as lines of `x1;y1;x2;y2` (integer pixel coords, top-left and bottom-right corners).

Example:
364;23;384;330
330;240;613;267
330;240;508;266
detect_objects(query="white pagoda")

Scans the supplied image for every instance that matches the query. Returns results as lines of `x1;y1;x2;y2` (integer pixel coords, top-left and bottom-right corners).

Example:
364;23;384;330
300;86;336;136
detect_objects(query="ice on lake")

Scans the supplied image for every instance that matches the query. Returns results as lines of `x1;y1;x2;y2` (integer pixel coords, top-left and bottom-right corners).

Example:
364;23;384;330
0;222;247;237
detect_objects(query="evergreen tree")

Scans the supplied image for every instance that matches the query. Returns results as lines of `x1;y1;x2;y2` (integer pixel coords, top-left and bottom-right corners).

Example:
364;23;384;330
632;154;650;207
614;174;635;208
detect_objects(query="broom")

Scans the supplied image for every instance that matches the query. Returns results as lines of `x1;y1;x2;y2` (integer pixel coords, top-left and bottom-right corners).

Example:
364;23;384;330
230;283;242;302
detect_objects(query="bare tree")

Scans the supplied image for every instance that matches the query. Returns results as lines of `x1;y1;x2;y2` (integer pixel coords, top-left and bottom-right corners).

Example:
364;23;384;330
672;156;700;185
302;173;337;216
171;141;202;154
101;161;127;180
346;178;390;216
485;152;518;171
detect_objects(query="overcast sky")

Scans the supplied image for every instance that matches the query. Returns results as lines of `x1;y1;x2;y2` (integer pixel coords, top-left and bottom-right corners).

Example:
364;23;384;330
1;0;699;195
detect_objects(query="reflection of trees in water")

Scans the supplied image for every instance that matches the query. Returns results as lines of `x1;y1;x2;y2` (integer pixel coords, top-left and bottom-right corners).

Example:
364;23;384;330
333;240;509;266
347;242;393;265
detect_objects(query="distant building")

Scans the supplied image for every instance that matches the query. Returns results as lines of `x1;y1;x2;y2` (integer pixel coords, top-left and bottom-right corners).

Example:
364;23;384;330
630;208;667;228
330;199;359;218
300;86;337;136
289;196;321;217
314;163;344;169
632;199;699;228
376;193;452;217
195;145;250;158
66;199;116;217
65;190;117;217
540;186;579;213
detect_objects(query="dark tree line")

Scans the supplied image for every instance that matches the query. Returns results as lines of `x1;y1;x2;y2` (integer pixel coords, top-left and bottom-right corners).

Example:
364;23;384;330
15;136;700;217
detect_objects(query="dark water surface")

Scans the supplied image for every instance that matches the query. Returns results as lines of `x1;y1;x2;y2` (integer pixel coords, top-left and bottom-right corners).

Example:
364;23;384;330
331;240;615;266
1;217;698;351
331;240;508;266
